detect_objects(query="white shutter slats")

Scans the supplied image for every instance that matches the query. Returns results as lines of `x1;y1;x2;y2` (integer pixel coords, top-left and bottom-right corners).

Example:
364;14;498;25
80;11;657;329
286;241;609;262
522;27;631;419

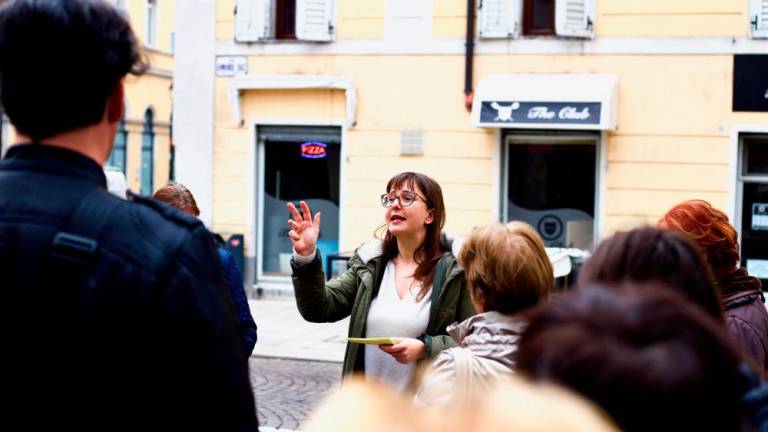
478;0;520;39
751;0;768;38
555;0;594;39
296;0;334;42
235;0;269;42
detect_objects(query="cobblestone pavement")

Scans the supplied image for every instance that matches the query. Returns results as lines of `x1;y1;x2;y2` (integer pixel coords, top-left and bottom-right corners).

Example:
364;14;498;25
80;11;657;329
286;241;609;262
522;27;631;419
250;357;342;431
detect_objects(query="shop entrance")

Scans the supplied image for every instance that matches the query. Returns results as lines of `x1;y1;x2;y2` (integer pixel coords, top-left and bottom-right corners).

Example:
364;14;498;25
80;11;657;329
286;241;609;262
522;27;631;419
256;125;341;278
737;134;768;287
502;132;599;251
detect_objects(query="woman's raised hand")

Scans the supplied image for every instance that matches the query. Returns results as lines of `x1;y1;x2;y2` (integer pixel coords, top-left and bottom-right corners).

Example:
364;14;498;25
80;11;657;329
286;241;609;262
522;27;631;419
287;201;321;256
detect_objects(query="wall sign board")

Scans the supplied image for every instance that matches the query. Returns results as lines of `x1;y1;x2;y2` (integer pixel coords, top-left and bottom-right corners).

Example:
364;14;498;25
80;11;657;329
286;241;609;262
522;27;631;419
480;101;602;126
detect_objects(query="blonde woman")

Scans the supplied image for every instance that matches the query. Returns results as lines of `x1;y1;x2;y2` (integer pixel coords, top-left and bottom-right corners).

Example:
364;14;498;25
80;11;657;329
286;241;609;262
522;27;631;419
414;222;554;405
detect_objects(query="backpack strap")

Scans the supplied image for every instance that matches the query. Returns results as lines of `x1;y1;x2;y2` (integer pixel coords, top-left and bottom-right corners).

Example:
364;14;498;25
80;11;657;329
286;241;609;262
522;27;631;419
50;187;120;265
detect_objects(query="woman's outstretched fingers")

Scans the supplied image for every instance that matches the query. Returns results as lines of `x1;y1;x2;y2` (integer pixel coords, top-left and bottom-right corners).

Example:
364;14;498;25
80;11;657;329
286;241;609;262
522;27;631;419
287;202;303;223
300;201;312;221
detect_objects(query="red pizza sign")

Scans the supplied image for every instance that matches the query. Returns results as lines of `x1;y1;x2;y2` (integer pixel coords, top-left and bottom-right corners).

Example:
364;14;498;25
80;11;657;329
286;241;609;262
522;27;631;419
300;142;327;159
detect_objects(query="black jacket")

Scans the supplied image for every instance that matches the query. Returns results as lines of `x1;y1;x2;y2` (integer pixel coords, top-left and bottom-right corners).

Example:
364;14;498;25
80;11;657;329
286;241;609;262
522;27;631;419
0;144;258;431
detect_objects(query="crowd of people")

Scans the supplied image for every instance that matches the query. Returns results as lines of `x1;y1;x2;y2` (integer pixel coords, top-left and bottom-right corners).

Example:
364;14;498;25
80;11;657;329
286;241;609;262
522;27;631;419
2;1;768;431
290;177;768;431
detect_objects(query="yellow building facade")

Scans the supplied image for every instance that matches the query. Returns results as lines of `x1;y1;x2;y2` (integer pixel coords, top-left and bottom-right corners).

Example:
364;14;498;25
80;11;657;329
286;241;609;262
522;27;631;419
174;0;768;290
0;1;177;196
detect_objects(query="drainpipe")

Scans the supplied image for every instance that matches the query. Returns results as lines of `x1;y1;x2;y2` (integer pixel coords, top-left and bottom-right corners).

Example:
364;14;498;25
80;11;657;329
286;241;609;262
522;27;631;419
464;0;475;112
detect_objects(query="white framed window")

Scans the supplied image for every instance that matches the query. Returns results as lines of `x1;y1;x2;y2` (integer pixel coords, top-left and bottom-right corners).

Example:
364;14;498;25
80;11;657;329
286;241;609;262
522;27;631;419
145;0;158;48
478;0;594;39
750;0;768;38
235;0;335;43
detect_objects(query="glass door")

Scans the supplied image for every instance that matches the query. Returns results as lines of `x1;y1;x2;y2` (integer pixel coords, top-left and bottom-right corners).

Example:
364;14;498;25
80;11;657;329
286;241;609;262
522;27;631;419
503;132;598;251
737;134;768;286
257;125;341;278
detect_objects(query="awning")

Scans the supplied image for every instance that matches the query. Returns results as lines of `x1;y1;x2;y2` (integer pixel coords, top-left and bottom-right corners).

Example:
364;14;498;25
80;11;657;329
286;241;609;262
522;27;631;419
471;74;618;130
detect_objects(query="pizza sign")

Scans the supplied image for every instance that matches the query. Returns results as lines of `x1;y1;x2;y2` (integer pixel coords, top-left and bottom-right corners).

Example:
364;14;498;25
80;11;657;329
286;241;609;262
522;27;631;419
300;142;327;159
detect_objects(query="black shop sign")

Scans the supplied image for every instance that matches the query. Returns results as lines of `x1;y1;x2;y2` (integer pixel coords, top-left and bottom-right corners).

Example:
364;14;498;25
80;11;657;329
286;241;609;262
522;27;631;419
480;101;602;125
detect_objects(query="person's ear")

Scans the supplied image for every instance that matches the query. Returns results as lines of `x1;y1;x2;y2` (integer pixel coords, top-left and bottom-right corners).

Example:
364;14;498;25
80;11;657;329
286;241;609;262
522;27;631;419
107;81;125;123
424;209;434;225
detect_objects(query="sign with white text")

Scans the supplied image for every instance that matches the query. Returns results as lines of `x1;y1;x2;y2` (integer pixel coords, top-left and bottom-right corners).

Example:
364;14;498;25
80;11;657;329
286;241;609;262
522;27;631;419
480;101;602;125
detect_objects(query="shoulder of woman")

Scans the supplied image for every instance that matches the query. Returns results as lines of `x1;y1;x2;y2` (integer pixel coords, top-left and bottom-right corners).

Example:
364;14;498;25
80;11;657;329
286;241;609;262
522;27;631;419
354;239;384;264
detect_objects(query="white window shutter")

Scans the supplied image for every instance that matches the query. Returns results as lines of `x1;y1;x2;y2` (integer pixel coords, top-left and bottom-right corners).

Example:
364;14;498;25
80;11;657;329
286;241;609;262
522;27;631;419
555;0;594;39
235;0;271;42
750;0;768;38
478;0;521;39
296;0;334;42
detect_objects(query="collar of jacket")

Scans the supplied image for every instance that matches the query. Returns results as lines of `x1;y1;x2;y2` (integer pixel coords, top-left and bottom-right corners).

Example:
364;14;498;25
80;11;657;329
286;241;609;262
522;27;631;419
353;239;462;304
2;143;107;188
447;312;526;370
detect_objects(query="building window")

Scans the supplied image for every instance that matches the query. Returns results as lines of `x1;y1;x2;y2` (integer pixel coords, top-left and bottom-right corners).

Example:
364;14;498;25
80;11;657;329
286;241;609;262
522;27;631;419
146;0;158;48
106;118;128;174
523;0;555;36
140;108;155;196
478;0;594;39
503;132;598;251
235;0;334;43
275;0;297;39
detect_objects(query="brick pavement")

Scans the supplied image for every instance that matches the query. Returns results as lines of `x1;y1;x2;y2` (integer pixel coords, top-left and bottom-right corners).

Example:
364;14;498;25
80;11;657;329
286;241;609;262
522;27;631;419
250;357;342;431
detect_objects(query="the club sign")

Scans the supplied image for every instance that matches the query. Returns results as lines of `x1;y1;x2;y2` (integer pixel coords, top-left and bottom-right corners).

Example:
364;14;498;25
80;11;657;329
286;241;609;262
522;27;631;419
480;101;601;125
300;142;328;159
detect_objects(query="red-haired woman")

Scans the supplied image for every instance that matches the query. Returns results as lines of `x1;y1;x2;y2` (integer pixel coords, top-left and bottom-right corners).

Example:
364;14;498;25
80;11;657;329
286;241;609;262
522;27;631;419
660;199;768;371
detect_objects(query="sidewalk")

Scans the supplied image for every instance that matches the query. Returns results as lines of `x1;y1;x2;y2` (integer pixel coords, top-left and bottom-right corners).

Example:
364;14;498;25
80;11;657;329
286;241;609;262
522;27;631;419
248;299;349;363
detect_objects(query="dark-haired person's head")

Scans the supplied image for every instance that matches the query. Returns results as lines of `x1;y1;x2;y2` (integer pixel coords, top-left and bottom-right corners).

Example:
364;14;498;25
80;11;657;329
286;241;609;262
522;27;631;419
517;286;748;432
578;226;723;321
0;0;146;144
659;199;740;282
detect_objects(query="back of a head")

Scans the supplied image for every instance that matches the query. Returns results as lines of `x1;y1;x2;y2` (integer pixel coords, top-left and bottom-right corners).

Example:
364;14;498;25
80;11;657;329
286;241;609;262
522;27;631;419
578;226;723;320
459;222;553;315
517;285;747;432
0;0;146;140
153;182;201;216
659;199;740;281
306;376;618;432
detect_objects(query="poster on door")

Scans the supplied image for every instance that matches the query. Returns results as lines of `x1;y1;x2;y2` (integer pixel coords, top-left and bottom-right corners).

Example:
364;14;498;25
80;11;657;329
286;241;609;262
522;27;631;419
751;203;768;231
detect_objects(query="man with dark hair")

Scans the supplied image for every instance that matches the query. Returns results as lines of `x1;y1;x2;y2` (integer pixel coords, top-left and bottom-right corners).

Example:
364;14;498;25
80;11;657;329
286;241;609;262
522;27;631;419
0;1;258;430
517;286;749;432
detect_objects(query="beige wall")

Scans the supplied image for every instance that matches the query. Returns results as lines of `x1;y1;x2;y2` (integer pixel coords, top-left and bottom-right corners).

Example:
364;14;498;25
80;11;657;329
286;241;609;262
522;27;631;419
212;53;766;253
214;0;753;40
208;0;768;263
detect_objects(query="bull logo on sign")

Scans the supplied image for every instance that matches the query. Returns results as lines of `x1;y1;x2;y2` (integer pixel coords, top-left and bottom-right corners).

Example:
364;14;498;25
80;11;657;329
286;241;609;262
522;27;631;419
491;102;521;122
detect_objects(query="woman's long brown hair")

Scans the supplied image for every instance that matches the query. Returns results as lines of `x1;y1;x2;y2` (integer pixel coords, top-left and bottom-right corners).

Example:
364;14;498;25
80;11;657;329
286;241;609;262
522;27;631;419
379;172;446;301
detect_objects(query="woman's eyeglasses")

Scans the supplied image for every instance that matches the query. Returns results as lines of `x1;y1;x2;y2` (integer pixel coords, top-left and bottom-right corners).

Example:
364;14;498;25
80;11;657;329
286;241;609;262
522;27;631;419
380;191;427;208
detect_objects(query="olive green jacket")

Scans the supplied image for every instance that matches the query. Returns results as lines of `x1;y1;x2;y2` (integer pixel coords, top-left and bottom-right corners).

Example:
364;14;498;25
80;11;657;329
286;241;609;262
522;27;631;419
291;240;476;377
